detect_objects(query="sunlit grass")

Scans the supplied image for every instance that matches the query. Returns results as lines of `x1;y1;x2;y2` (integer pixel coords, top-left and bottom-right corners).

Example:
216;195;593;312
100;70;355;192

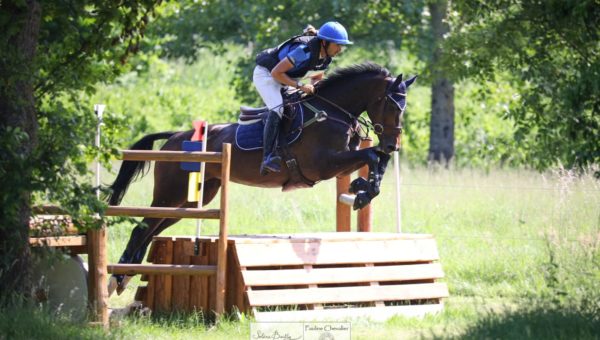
97;161;600;338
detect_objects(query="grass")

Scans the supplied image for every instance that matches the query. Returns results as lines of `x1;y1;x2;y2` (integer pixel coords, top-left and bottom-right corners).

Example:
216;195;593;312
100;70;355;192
85;163;599;339
3;164;597;339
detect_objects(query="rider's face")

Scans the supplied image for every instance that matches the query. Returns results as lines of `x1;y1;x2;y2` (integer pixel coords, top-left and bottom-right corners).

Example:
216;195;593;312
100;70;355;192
325;42;343;57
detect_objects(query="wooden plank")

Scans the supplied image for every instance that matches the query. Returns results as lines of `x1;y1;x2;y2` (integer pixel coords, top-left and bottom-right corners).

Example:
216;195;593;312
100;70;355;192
145;275;155;311
208;239;218;313
242;263;444;286
29;236;86;247
253;303;444;322
247;282;449;306
153;239;174;313
120;150;222;163
215;143;231;314
235;239;440;267
107;264;216;276
154;232;434;243
105;206;220;219
172;239;194;311
135;286;147;302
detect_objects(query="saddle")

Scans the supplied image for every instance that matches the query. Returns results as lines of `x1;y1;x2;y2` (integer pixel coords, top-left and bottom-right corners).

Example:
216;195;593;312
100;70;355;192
235;89;305;150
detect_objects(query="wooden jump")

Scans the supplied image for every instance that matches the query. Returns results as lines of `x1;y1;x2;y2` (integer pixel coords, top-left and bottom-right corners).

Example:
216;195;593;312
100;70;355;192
133;233;448;321
29;143;233;328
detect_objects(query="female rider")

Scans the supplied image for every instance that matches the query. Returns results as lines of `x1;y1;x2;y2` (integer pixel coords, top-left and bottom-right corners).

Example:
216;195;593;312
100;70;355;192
253;21;353;175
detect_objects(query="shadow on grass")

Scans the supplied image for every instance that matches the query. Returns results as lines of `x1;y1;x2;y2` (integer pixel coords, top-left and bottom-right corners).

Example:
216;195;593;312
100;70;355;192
442;304;599;340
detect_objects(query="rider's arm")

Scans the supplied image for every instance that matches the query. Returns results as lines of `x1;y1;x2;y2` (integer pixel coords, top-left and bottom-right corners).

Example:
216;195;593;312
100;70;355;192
310;72;324;85
270;58;299;88
271;60;315;94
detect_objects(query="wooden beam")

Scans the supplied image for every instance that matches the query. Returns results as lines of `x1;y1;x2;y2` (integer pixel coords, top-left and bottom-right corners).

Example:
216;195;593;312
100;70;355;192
247;282;449;306
253;303;445;322
87;227;109;329
120;150;222;163
105;206;220;219
242;263;444;287
29;236;86;247
216;143;231;314
107;264;217;276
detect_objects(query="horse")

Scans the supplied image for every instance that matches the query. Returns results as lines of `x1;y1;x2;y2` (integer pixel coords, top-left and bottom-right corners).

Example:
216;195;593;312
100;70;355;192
106;62;416;294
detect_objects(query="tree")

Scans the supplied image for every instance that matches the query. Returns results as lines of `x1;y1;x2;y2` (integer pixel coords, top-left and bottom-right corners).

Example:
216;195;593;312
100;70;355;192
0;0;160;299
445;0;599;170
428;0;455;164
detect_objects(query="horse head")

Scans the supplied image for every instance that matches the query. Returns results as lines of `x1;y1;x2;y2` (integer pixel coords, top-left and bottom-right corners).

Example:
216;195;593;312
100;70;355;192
366;73;417;154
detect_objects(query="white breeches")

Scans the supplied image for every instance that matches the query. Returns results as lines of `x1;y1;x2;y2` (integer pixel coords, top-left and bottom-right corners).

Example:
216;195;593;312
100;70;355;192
253;65;285;117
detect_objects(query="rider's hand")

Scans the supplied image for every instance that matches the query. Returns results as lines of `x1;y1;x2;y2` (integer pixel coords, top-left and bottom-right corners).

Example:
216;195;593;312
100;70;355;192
300;83;315;94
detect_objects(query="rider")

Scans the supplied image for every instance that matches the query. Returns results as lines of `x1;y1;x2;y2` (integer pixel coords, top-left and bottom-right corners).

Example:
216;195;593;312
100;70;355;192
254;21;353;175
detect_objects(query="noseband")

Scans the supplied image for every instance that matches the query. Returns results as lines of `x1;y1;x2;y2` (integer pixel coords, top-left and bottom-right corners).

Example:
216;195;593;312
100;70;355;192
372;87;406;136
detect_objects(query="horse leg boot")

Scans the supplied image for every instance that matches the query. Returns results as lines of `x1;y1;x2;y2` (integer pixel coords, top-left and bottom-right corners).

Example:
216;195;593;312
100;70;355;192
260;111;282;175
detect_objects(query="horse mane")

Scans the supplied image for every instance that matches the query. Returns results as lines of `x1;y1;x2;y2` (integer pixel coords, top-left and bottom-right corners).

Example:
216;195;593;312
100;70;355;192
317;62;391;89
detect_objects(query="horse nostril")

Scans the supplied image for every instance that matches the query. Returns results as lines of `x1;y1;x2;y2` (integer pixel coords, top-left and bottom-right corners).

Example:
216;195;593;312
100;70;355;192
387;144;398;153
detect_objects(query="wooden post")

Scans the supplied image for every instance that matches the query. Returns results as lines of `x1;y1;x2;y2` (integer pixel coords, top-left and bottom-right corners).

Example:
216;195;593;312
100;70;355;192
87;226;108;328
336;175;352;232
357;138;373;232
215;143;231;314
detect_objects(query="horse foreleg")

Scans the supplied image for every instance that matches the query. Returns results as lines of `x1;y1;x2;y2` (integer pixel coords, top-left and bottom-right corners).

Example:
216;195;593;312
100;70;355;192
325;148;382;209
351;151;392;209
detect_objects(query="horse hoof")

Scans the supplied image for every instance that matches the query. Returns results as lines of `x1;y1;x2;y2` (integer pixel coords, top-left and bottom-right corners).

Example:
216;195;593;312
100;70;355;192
108;276;118;297
349;177;369;194
353;192;371;210
116;275;133;296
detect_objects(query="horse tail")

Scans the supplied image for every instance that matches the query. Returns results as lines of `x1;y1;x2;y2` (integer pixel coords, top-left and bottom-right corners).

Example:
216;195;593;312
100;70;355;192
106;132;176;206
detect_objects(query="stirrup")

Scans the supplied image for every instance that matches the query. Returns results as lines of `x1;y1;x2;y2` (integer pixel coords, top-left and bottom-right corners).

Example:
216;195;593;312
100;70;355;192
260;155;282;175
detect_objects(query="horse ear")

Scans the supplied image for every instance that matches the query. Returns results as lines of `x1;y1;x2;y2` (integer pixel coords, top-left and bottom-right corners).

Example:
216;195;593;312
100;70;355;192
391;74;403;89
405;75;417;88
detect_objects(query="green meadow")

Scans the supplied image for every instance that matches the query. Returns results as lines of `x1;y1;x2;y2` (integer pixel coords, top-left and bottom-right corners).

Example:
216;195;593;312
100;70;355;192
96;163;599;339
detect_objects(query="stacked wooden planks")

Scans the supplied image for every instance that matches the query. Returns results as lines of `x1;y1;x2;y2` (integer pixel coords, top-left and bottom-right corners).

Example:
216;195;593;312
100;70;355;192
134;232;448;321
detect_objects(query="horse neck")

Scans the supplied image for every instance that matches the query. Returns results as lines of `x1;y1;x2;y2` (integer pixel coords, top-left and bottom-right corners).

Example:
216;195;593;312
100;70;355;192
316;76;386;118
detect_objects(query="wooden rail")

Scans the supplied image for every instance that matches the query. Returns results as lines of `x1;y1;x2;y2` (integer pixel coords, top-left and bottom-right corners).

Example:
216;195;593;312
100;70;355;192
105;206;220;219
108;264;217;276
120;150;222;163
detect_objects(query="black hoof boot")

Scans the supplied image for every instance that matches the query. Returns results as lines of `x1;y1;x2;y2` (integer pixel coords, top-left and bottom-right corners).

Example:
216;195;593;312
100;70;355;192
353;191;372;210
349;177;369;194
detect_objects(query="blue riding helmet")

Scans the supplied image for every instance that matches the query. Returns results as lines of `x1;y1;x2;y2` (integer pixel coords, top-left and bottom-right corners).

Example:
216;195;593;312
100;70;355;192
317;21;353;45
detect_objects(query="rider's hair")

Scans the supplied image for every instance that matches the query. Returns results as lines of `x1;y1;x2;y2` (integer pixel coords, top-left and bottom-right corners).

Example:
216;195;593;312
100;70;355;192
303;24;318;36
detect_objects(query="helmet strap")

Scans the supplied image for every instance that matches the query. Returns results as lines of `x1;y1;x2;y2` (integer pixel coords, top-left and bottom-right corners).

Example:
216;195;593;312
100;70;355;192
322;41;331;58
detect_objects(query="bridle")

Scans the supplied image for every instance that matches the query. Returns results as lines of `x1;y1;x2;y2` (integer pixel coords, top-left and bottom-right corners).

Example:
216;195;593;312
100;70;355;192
285;77;407;138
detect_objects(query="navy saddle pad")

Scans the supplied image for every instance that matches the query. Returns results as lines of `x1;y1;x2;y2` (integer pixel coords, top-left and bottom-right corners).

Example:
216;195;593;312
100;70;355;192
235;105;304;151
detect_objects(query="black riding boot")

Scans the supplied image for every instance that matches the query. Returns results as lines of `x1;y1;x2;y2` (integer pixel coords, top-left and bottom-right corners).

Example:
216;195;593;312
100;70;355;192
260;111;282;175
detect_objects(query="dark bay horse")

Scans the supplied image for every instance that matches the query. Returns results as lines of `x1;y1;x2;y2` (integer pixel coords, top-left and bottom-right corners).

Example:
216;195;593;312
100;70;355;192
107;62;416;294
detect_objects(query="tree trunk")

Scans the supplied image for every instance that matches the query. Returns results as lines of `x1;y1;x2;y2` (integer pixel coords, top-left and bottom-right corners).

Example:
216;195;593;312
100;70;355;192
428;0;455;165
0;0;41;298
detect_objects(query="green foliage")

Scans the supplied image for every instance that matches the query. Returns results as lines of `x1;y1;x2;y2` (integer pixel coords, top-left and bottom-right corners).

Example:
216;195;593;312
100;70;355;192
88;47;245;141
445;0;600;170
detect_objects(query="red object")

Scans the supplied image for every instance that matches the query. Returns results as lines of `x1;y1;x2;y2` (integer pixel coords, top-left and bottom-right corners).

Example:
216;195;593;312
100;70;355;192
191;120;206;141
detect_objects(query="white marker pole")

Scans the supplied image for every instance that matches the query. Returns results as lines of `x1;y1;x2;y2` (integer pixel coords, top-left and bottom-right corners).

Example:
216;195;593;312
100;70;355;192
94;104;106;200
196;123;208;239
394;151;402;233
